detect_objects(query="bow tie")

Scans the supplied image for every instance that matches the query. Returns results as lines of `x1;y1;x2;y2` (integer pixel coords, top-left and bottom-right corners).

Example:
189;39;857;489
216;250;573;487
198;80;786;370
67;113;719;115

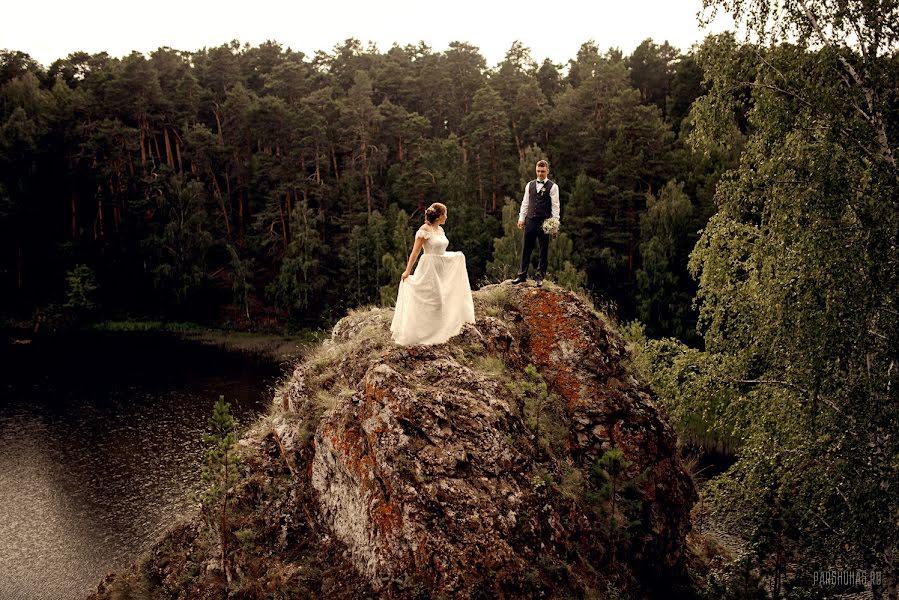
537;180;546;184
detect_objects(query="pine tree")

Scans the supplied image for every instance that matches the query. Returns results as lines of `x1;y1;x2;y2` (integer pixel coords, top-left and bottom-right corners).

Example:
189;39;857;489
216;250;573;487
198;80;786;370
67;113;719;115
267;198;326;320
380;205;412;307
226;244;253;322
143;174;213;306
635;180;696;341
463;86;515;212
63;263;98;315
548;233;588;292
486;199;524;282
200;396;240;585
586;446;648;570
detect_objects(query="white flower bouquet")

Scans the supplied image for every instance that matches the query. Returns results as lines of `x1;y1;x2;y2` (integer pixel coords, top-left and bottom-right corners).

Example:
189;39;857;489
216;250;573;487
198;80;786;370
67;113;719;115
542;217;560;237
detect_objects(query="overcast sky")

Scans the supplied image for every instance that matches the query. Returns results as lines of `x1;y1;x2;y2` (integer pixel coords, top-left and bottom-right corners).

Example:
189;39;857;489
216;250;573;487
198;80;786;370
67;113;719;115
4;0;737;68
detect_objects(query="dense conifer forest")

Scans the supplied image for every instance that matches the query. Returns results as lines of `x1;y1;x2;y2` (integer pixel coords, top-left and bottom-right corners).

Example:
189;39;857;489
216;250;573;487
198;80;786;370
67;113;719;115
0;37;723;337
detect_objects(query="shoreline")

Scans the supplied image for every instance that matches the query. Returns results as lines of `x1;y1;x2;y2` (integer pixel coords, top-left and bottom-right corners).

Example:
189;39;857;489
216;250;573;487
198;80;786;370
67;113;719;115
3;320;323;365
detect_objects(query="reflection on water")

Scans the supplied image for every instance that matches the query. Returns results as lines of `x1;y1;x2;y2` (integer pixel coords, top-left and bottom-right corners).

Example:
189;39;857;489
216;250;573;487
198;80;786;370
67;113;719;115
0;332;282;599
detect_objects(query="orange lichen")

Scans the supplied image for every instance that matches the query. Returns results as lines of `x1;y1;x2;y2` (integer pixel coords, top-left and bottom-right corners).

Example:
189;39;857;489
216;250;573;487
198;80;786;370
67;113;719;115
516;289;600;413
371;498;404;538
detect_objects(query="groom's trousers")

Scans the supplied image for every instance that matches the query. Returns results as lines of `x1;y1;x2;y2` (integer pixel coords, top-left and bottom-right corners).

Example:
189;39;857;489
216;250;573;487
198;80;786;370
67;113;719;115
518;217;549;278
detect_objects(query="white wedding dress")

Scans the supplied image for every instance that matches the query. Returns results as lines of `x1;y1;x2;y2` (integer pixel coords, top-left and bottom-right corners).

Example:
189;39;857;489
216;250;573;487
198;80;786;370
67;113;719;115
390;226;476;346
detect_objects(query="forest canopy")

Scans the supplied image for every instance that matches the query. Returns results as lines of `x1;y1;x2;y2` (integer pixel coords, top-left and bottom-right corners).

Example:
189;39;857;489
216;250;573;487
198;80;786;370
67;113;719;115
0;38;721;335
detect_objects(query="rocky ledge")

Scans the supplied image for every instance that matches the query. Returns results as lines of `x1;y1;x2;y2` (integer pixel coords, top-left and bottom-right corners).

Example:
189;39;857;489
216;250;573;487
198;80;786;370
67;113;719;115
92;283;697;599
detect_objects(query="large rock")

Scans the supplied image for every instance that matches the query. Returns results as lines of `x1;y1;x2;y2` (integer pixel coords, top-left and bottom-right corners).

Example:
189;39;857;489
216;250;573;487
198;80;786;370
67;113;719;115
282;283;697;597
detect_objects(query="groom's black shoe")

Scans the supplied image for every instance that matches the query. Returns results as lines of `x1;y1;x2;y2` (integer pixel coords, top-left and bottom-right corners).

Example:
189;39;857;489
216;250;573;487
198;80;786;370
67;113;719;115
535;274;544;287
511;275;527;285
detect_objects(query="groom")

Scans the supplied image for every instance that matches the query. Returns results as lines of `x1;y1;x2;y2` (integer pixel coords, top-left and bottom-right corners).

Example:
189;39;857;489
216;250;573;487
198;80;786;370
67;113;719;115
512;159;560;287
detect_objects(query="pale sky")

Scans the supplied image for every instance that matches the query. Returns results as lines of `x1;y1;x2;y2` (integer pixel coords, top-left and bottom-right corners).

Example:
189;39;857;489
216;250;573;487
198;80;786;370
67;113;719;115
4;0;737;68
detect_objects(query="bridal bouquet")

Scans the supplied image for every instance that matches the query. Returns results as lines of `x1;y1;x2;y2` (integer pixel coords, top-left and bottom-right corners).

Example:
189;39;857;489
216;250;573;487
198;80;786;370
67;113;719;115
542;217;560;237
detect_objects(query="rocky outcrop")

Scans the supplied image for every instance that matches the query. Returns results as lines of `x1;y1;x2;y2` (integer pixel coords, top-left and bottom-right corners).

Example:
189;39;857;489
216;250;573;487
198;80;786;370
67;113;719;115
281;284;696;597
92;283;697;599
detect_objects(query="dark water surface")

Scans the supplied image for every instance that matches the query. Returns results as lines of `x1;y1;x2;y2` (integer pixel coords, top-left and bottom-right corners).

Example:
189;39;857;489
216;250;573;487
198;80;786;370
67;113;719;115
0;332;284;599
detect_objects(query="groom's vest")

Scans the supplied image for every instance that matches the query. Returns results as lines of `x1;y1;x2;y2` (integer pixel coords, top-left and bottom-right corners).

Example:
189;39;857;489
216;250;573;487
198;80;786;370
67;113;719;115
526;179;554;221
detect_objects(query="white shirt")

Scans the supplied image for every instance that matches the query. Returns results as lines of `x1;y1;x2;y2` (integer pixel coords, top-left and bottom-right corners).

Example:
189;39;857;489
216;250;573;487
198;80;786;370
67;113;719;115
518;180;560;223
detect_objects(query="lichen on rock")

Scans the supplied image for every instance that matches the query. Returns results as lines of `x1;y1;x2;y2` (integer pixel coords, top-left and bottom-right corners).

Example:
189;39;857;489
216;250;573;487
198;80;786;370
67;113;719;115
278;283;697;597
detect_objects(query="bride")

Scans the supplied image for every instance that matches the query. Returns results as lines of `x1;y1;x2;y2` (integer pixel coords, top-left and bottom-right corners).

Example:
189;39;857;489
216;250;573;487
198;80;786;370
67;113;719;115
390;202;476;346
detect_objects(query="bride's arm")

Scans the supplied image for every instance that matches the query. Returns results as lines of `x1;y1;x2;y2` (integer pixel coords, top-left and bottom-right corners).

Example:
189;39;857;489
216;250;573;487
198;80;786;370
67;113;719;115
401;235;426;280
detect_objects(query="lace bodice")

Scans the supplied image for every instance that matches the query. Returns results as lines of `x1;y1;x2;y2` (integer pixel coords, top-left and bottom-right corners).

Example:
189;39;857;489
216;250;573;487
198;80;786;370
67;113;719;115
416;227;449;255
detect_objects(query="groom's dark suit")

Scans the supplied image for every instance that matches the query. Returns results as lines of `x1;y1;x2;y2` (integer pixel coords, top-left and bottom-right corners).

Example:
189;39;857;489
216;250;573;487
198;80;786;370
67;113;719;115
517;178;558;280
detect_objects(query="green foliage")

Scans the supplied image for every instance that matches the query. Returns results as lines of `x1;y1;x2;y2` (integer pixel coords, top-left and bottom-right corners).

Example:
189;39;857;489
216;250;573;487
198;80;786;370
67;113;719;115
1;39;711;344
642;11;899;592
635;180;698;341
200;395;241;584
547;232;588;292
267;199;326;320
586;446;649;569
626;39;678;111
486;199;524;282
64;263;98;314
143;174;213;306
698;556;768;600
462;86;515;213
227;244;253;321
379;205;412;307
478;283;513;318
508;364;568;457
338;211;388;309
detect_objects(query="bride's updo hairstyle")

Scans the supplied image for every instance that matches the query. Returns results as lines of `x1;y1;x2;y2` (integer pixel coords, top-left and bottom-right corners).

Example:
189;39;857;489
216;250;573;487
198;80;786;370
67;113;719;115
425;202;447;224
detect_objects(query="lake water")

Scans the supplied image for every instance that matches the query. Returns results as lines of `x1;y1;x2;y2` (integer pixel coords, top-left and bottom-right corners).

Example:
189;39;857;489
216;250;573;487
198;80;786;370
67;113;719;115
0;332;284;599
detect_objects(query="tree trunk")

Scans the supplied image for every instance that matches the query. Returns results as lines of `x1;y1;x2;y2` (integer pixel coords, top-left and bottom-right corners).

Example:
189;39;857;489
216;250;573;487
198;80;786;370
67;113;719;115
221;454;232;585
152;135;164;167
331;145;340;185
879;545;897;600
363;143;372;218
233;150;246;247
139;127;147;166
163;127;175;169
71;192;78;240
209;168;231;239
224;172;234;242
489;135;498;212
491;170;498;212
97;195;104;239
238;191;245;248
476;152;485;213
213;103;225;145
288;190;294;222
174;131;183;172
314;144;321;183
628;203;635;280
278;194;289;247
